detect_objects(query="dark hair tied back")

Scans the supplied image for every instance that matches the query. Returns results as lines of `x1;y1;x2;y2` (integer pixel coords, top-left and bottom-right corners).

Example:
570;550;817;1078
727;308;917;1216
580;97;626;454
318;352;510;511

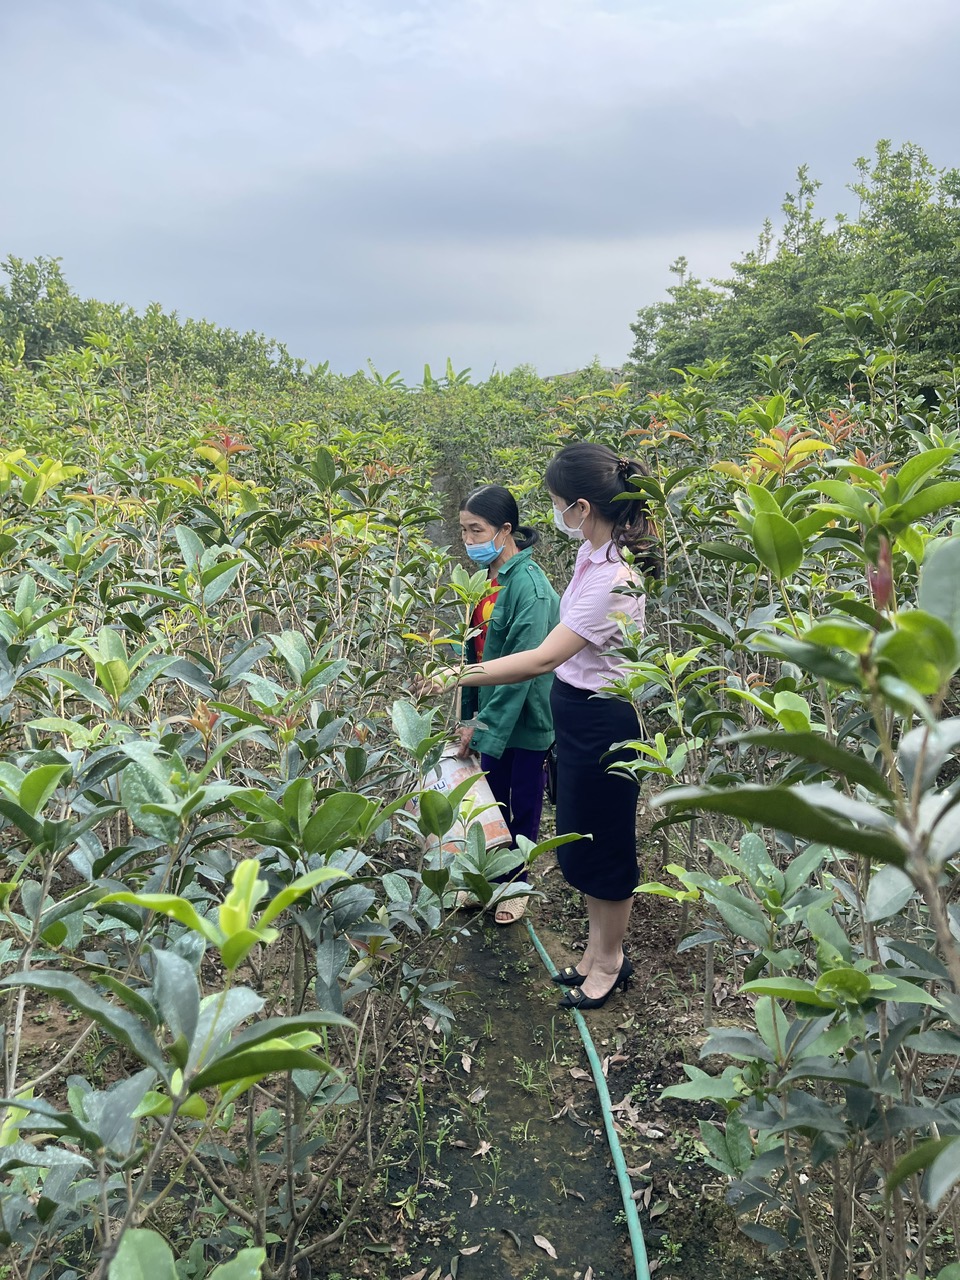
546;442;660;577
459;484;538;550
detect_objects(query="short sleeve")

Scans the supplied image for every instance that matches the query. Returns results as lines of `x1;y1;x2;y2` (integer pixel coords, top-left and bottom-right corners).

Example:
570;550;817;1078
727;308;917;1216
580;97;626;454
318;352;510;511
560;564;625;646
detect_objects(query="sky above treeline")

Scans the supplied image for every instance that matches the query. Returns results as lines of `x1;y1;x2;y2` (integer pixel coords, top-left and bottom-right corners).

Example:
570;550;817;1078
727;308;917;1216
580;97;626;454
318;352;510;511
4;0;959;378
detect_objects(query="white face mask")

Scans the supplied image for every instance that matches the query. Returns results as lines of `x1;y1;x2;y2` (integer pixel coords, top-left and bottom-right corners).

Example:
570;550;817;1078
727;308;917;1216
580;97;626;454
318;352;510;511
553;499;586;540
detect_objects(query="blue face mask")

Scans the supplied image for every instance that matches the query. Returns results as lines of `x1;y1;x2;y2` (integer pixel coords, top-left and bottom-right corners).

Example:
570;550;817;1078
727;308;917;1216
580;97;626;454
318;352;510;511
465;531;505;566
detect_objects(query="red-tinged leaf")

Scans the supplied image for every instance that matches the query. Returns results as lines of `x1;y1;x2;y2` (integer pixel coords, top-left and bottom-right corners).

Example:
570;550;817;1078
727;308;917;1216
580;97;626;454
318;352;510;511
534;1235;557;1260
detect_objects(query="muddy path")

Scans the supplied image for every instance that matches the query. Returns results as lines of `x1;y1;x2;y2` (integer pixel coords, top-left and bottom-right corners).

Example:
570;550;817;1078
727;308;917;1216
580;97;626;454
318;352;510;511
384;854;813;1280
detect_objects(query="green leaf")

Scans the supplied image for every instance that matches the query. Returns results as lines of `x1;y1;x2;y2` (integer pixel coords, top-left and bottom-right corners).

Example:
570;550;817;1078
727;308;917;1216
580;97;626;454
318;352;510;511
0;796;44;846
731;730;893;798
218;858;269;939
693;541;760;569
0;971;166;1074
151;949;200;1046
751;511;804;580
108;1228;178;1280
271;630;313;682
801;620;874;654
18;763;70;817
202;559;243;607
875;611;958;695
886;1137;954;1199
919;536;960;646
98;891;221;946
882;481;960;537
865;865;915;923
391;700;436;753
814;967;871;1005
772;691;810;733
301;793;370;856
310;446;338;492
223;1010;353;1056
741;977;833;1008
898;717;960;792
189;1045;335;1092
258;865;349;927
418;789;454;840
893;447;956;500
209;1249;267;1280
654;784;907;865
120;762;179;844
660;1063;744;1103
174;524;204;569
927;1138;960;1207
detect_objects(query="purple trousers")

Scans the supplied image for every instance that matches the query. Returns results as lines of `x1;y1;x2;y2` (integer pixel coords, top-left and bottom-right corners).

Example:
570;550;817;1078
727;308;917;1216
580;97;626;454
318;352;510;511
480;748;548;883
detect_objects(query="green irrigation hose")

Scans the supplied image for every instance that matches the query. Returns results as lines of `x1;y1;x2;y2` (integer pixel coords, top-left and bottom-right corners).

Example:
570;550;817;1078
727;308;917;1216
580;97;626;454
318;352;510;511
526;918;652;1280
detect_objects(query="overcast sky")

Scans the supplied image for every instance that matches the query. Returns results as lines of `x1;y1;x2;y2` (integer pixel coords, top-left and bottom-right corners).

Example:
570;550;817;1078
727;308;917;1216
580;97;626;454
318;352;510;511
3;0;958;378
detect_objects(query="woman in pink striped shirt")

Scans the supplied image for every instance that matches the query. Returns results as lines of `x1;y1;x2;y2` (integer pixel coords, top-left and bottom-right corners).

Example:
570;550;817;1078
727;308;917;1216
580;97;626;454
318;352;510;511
451;442;656;1011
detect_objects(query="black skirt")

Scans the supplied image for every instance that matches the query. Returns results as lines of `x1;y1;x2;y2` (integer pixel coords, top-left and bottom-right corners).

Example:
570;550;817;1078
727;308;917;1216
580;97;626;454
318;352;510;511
550;678;641;901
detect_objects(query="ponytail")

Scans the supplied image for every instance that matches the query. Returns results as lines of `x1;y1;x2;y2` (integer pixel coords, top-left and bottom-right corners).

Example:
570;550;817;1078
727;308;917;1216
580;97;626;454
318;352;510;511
546;443;660;578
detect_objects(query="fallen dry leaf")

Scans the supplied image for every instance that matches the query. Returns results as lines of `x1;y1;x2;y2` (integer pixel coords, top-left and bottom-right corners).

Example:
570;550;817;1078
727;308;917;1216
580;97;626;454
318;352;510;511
562;1187;585;1201
502;1227;522;1252
648;1261;662;1275
469;1191;478;1208
569;1067;591;1081
585;1269;594;1280
452;1139;468;1148
461;1054;472;1074
668;1180;680;1197
626;1162;652;1177
534;1234;558;1260
468;1085;488;1104
400;1271;427;1280
649;1200;668;1219
471;1139;492;1158
459;1245;481;1255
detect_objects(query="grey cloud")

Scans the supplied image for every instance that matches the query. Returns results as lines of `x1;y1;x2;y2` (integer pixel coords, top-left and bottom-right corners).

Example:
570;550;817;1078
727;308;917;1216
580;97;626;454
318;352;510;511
2;0;959;378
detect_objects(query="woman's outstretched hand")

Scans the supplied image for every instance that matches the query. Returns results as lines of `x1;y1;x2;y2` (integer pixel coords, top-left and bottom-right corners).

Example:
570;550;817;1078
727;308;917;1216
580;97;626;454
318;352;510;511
455;725;475;758
414;667;459;699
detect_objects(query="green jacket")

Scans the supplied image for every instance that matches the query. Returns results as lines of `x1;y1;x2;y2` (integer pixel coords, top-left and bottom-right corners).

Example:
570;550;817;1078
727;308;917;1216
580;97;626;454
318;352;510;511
460;547;559;759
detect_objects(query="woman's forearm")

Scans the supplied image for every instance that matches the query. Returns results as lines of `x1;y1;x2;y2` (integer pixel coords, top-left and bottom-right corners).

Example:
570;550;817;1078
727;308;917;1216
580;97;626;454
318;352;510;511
456;624;588;688
459;649;551;687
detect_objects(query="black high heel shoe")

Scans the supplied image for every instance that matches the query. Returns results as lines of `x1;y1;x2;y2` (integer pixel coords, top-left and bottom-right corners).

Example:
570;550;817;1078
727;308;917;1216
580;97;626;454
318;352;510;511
558;957;633;1010
552;964;587;987
552;950;630;988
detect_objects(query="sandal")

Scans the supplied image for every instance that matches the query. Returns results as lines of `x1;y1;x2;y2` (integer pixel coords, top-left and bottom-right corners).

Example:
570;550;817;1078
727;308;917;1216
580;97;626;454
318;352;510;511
494;895;527;926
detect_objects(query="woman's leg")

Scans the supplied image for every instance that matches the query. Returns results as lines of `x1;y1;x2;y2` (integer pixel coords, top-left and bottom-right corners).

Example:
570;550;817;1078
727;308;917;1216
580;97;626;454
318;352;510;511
481;749;547;884
576;894;634;999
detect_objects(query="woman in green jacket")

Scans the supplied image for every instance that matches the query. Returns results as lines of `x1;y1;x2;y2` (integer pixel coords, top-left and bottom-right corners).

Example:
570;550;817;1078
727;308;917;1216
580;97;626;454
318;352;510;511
457;485;559;923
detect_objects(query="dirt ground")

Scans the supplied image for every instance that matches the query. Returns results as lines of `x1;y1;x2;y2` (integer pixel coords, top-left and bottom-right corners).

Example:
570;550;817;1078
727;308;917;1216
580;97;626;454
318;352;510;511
328;843;815;1280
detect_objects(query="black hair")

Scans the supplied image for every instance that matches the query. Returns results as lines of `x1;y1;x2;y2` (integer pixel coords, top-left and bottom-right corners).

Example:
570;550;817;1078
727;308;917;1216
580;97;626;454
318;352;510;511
545;442;659;575
460;484;538;550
